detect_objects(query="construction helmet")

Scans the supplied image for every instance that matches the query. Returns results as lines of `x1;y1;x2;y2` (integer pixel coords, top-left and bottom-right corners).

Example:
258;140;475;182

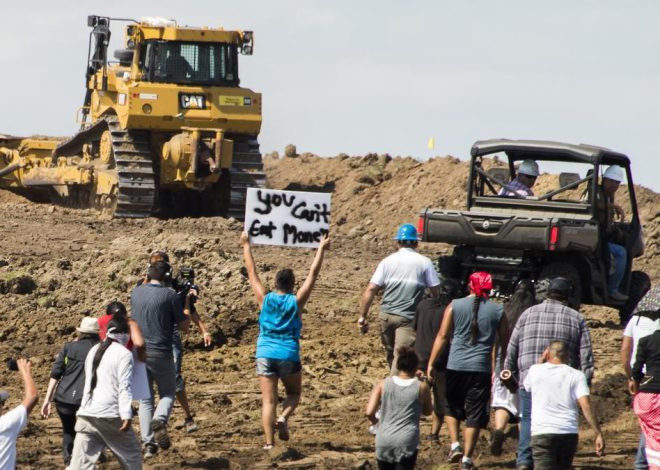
518;160;540;177
603;165;624;183
394;223;419;241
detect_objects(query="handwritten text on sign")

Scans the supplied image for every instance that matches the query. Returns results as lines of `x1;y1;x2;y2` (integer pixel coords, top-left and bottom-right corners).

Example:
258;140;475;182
245;188;331;247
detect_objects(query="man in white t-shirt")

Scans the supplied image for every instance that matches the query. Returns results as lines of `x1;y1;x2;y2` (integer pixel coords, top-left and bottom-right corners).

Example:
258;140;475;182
0;359;38;470
621;285;659;470
357;223;440;373
524;341;604;468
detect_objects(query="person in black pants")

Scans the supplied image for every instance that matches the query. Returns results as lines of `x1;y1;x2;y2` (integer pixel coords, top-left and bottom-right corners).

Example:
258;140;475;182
41;317;100;467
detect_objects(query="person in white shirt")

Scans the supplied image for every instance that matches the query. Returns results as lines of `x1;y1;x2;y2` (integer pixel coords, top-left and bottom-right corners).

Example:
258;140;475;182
358;223;440;374
0;359;38;470
524;340;604;469
69;317;142;470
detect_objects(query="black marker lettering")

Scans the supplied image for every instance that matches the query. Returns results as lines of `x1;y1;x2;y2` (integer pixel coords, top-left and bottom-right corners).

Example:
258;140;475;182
249;219;277;239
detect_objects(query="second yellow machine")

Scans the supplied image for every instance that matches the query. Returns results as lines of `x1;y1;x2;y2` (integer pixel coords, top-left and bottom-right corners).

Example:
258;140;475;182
0;15;265;218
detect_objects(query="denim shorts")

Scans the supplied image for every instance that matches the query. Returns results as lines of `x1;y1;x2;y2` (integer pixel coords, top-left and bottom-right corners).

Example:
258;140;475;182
255;358;302;378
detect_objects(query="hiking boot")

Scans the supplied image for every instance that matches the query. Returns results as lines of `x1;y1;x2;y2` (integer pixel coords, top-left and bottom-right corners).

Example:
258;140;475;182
144;444;157;459
490;429;506;456
447;445;464;463
150;419;171;450
184;416;198;433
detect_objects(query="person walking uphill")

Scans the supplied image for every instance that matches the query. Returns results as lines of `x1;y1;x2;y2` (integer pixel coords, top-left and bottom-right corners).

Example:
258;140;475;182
358;224;441;373
69;317;142;469
504;277;594;470
366;347;433;470
41;317;100;468
131;261;192;458
427;271;509;469
241;231;330;449
525;341;604;469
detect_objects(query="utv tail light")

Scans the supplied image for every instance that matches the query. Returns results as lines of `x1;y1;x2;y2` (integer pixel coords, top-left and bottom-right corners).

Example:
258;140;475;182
417;216;425;240
549;225;560;251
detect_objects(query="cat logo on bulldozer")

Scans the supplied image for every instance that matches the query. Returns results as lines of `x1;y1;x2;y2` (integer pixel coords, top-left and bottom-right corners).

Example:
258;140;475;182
179;94;207;110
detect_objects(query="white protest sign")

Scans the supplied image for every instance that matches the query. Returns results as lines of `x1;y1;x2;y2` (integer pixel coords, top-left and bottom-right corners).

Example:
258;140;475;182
244;188;331;247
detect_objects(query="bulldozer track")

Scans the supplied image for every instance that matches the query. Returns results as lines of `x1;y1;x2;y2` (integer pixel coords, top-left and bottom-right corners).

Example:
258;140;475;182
228;136;267;219
54;115;156;218
105;116;156;218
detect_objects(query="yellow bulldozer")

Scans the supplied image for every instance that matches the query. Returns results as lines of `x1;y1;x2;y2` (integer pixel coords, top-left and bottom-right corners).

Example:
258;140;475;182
0;15;265;218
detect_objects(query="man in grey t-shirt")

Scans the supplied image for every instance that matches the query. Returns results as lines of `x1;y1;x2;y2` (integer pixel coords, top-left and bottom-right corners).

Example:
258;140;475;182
131;261;191;458
358;224;440;373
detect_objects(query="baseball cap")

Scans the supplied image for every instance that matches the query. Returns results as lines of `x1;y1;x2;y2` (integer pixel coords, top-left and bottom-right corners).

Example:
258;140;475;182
548;277;573;295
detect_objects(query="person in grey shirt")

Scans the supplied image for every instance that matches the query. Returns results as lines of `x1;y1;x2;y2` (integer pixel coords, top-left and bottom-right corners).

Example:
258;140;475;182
131;261;191;458
358;224;440;374
427;272;509;470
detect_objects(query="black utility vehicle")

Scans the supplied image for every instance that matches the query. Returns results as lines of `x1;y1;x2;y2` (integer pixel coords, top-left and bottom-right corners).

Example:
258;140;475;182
418;139;649;321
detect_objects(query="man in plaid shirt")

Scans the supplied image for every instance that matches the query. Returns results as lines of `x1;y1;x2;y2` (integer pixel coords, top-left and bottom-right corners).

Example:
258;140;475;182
498;159;539;197
504;277;594;470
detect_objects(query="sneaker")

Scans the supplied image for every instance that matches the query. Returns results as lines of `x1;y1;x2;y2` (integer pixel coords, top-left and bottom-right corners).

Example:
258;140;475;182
609;290;629;302
425;433;439;442
275;417;290;441
263;444;274;450
447;445;464;463
461;460;476;470
144;444;157;459
150;419;171;450
184;416;198;433
490;429;505;456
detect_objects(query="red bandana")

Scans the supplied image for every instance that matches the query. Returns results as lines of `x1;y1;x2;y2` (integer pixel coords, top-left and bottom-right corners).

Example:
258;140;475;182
469;272;493;298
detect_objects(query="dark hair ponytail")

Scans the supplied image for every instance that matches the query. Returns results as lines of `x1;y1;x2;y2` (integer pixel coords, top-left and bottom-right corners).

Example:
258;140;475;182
106;301;127;321
89;317;129;396
470;296;481;344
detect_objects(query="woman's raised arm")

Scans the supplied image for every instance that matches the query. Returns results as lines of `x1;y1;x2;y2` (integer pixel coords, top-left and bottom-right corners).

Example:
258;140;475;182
241;232;267;305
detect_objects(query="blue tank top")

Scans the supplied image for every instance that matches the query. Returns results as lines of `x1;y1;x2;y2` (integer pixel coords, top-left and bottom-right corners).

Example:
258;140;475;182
255;292;301;362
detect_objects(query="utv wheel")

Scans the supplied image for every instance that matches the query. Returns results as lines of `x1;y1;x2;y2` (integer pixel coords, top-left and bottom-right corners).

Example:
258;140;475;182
536;263;582;310
618;271;652;324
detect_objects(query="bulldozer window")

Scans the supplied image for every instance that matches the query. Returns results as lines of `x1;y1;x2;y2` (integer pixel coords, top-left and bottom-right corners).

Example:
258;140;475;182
143;40;238;86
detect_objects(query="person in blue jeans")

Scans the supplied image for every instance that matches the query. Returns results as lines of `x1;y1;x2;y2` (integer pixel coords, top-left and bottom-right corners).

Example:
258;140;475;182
241;231;330;449
597;165;629;301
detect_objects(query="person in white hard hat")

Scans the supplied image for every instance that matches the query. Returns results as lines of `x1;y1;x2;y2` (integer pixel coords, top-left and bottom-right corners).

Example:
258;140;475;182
597;165;628;301
498;160;539;197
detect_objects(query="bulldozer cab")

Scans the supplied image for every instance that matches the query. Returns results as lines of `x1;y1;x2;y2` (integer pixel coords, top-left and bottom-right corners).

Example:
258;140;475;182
140;40;239;86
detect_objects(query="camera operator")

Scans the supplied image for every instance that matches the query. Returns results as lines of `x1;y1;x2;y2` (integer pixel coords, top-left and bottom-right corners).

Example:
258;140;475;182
131;260;191;458
0;359;38;469
147;252;212;434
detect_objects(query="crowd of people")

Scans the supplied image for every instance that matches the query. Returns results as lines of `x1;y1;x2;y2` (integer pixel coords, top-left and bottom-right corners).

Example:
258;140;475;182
0;220;656;469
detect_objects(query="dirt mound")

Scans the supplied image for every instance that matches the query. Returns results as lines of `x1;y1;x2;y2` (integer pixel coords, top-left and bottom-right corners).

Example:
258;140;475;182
0;153;656;469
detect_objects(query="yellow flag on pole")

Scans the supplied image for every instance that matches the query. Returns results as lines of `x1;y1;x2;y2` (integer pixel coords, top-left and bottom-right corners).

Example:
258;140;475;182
427;137;435;150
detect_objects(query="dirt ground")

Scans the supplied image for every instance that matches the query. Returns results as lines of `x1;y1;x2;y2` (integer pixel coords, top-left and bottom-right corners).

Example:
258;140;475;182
0;152;658;469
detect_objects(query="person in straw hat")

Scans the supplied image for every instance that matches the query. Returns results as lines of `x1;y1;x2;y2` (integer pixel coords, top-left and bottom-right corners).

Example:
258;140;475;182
41;317;100;468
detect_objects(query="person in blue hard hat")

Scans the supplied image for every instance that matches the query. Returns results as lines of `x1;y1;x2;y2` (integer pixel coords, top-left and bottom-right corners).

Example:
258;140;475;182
358;223;441;374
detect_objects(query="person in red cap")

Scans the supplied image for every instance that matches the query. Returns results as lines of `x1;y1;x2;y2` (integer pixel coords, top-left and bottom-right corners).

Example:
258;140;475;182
427;271;509;470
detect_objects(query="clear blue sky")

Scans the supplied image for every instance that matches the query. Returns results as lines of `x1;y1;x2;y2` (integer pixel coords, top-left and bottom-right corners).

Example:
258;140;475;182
2;1;659;190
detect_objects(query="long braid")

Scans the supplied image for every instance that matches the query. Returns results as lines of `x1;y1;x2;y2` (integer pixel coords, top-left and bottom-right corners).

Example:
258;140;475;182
470;295;481;344
90;338;114;395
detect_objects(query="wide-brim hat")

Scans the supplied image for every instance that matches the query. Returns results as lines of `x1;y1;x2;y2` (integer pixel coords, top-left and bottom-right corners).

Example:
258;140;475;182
77;317;99;335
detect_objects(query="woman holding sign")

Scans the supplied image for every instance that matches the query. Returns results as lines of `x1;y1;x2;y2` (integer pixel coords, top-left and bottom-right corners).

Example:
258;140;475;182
240;231;330;449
